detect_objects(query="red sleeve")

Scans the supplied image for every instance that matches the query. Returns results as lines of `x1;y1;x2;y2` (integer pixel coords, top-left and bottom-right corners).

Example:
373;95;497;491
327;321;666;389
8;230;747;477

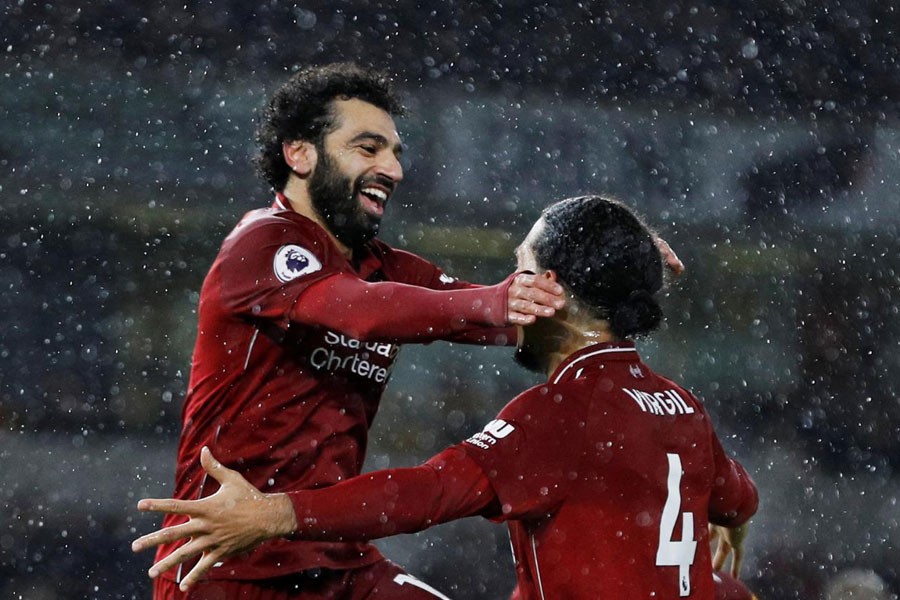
707;435;758;527
460;389;579;521
286;447;498;542
290;272;517;344
440;325;518;346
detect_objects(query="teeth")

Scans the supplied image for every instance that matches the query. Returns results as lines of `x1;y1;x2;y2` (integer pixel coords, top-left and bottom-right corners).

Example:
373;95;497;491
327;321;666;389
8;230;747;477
361;187;388;202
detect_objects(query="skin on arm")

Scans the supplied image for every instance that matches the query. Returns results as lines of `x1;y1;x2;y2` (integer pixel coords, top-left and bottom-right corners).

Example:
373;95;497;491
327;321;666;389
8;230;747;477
132;447;298;591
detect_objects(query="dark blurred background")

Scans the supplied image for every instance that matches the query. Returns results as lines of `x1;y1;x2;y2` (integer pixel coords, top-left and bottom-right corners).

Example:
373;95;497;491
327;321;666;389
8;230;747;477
2;1;899;598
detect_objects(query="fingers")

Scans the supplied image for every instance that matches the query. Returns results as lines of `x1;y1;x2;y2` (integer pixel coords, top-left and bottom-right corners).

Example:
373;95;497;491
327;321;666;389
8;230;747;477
200;446;217;470
507;272;566;324
507;312;537;326
132;521;198;553
178;552;222;591
146;539;204;578
655;237;685;276
712;538;732;572
730;545;744;577
137;497;199;515
200;447;235;485
519;273;565;301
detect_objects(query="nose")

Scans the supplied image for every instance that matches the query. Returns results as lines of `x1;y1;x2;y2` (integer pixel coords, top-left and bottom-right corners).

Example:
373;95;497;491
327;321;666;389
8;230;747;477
376;151;404;184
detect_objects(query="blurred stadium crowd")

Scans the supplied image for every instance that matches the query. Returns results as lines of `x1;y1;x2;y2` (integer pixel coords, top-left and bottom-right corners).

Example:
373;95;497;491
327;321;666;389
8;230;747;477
2;1;899;598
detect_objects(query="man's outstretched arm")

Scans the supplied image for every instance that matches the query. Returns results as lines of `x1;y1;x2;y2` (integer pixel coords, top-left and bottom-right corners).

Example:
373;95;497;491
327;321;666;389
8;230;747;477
292;270;565;343
133;447;494;591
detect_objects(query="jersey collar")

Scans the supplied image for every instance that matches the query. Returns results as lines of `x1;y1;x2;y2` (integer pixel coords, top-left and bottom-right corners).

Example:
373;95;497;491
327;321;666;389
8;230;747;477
550;341;639;385
273;192;291;211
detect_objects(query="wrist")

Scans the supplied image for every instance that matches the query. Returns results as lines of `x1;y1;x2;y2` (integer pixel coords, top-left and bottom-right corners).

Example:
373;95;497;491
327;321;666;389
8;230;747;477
265;493;299;539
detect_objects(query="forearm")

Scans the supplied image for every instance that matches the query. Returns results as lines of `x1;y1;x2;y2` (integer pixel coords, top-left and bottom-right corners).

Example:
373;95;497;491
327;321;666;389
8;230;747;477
441;325;518;346
291;273;514;344
285;449;496;542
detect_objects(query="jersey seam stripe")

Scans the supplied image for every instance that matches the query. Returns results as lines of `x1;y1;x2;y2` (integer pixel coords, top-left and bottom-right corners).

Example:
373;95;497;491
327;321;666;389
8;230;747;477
531;533;547;600
244;329;261;371
552;347;637;384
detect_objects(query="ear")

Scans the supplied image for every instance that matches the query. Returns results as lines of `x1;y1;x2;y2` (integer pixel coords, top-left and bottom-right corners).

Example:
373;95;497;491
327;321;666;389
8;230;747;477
282;140;317;178
541;270;558;283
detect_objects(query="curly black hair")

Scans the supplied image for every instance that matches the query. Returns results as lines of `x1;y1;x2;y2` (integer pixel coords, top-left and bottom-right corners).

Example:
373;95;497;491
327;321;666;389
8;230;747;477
533;195;665;339
254;63;405;191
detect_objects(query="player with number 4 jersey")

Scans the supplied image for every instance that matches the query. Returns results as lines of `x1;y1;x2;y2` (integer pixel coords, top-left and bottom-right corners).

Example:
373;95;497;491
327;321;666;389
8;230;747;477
459;341;755;599
134;195;757;599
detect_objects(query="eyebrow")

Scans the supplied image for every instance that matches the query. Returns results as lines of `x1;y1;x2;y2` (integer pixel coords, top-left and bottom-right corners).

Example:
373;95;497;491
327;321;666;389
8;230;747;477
349;131;404;156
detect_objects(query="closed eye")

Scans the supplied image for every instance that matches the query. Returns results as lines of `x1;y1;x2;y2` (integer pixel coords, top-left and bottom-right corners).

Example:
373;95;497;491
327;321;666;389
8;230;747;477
349;132;402;158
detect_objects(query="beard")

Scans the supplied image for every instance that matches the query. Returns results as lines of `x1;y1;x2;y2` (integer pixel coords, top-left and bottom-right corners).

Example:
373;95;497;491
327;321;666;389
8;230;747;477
308;147;381;251
514;317;567;375
514;323;550;374
514;344;545;374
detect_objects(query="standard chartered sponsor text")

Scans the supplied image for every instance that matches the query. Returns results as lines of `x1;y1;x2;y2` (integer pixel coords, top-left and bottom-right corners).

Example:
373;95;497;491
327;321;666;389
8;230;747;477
309;331;399;383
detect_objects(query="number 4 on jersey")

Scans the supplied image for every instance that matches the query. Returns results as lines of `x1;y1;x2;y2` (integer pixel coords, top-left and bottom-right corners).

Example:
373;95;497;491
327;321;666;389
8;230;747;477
656;453;698;596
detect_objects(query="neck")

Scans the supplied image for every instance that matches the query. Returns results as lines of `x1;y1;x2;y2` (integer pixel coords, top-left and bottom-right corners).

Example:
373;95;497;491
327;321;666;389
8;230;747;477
280;178;353;259
543;312;618;377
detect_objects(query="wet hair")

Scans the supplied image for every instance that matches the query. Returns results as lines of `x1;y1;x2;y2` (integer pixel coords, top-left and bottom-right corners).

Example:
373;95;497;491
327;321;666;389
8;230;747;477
532;195;665;339
254;63;405;191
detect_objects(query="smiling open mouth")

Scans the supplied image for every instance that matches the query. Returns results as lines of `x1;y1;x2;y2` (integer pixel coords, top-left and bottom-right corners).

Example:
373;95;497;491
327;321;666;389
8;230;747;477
358;186;389;216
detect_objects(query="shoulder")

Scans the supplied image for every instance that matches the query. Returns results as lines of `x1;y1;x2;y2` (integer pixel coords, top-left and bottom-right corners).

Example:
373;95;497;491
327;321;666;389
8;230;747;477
365;240;463;286
212;209;339;284
367;240;439;271
221;209;334;261
496;380;590;427
229;208;326;244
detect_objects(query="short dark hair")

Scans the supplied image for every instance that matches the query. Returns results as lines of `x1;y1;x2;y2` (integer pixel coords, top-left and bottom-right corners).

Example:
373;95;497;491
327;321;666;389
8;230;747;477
254;63;405;191
533;195;665;338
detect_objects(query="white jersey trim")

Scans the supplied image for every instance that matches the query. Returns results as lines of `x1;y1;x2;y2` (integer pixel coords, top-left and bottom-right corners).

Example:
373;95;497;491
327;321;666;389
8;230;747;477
531;534;547;600
552;347;638;384
392;574;452;600
244;329;260;371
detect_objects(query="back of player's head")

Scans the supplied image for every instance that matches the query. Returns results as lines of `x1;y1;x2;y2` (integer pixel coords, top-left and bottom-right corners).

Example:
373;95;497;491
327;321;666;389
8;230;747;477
255;62;405;191
533;195;664;339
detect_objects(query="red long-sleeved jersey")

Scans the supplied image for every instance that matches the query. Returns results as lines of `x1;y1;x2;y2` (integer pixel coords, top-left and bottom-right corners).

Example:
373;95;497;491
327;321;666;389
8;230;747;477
287;342;758;600
157;198;516;582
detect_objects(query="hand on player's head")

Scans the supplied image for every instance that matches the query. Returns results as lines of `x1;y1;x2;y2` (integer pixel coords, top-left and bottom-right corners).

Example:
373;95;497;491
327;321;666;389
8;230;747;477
505;271;566;326
654;237;685;277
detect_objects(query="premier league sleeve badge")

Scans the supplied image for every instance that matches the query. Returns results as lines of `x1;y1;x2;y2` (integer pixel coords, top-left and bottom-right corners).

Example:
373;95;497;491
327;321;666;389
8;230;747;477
273;244;323;283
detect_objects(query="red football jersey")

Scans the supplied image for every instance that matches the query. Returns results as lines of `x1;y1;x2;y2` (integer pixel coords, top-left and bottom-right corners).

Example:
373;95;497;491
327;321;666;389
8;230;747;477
713;571;757;600
157;199;513;582
460;342;758;600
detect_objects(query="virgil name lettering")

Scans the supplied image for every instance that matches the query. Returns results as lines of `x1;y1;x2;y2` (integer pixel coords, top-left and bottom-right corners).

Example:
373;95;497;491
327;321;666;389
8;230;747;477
622;388;695;416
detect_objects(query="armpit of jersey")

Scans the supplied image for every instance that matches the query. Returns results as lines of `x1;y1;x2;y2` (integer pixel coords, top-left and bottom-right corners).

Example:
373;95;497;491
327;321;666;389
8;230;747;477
273;244;323;282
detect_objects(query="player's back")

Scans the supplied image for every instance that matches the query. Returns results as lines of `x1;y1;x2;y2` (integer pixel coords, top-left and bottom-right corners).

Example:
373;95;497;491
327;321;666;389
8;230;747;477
507;344;720;599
